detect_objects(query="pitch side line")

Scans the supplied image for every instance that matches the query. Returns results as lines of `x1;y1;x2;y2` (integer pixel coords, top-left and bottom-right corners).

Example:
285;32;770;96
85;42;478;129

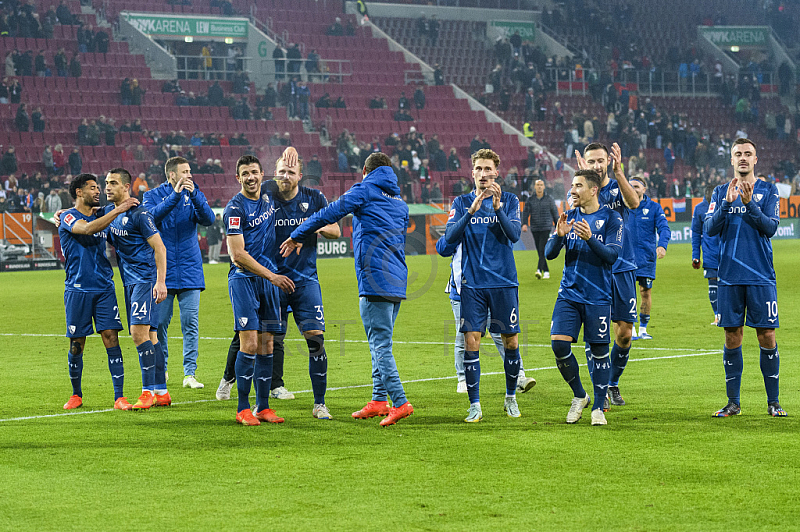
0;350;720;423
0;333;720;353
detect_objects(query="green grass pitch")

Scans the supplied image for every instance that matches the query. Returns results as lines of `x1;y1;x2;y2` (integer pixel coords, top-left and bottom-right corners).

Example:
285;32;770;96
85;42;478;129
1;241;799;531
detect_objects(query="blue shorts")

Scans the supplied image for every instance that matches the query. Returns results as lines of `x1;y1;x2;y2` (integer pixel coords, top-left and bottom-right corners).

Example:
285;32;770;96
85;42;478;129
611;270;637;323
460;286;520;335
703;268;718;279
718;284;779;329
550;297;611;344
123;283;157;329
228;276;284;333
64;289;123;338
637;277;653;290
281;282;325;332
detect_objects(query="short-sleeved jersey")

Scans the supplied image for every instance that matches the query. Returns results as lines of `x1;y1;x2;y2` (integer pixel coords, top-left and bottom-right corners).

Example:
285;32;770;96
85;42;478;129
598;178;637;273
549;206;623;304
224;191;277;280
105;205;159;286
705;180;779;286
58;208;115;292
446;191;521;289
264;183;328;285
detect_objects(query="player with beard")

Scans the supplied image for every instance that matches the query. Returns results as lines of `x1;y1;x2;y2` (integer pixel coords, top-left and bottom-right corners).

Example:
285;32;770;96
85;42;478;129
59;173;139;410
704;138;784;418
575;143;639;408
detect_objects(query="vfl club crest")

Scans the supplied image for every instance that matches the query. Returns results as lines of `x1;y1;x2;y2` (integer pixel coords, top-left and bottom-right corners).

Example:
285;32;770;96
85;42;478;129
238;317;248;328
300;202;309;213
643;208;649;215
595;220;605;230
611;189;619;197
121;216;129;225
69;325;76;334
754;194;763;202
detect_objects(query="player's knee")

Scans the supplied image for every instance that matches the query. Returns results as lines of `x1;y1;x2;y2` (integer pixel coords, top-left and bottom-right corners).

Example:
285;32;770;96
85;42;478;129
69;339;83;356
756;328;776;349
99;330;119;347
589;343;609;360
501;334;518;350
551;339;572;359
305;333;324;356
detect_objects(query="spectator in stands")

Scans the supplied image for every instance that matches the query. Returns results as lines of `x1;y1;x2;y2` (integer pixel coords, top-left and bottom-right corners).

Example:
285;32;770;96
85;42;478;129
4;53;13;77
272;45;285;81
327;17;344;36
31;106;45;132
305;154;323;182
52;144;66;175
15;103;29;132
69;52;81;78
231;97;251;120
207;81;224;106
0;78;8;104
281;132;293;146
232;69;249;94
8;78;21;104
35;50;46;77
286;43;302;74
297;81;310;120
211;159;224;174
96;28;109;54
42;145;56;175
397;91;409;111
333;96;346;108
664;142;675;174
394;109;413;121
68;148;82;175
337;151;349;172
86;119;100;146
306;49;320;81
414;86;425;110
133;144;147;161
434;64;444;86
131;79;145;105
53;48;67;77
469;134;482;155
56;0;74;25
119;78;132;105
175;92;190;106
44;188;61;212
148;159;163;178
198;159;214;174
77;24;93;53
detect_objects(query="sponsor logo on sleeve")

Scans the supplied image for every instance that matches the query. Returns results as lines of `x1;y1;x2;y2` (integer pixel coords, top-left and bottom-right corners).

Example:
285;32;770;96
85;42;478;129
229;217;241;230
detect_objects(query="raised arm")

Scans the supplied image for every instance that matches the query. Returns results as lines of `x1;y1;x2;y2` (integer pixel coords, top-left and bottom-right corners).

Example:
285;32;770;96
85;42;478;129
70;197;139;235
610;143;639;210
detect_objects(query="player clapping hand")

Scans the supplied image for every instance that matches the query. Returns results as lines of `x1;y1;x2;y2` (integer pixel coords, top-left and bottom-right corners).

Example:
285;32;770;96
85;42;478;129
555;212;573;237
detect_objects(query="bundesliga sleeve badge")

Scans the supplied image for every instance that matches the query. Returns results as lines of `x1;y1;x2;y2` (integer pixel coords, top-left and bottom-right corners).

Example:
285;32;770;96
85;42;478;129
229;217;241;230
64;213;76;227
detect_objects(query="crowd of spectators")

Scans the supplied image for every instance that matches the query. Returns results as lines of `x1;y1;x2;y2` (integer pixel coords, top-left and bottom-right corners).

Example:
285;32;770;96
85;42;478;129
0;0;78;40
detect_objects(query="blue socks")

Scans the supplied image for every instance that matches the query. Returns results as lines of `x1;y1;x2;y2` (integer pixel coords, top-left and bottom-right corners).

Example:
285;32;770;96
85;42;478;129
553;340;585;398
639;313;650;328
136;340;156;392
504;348;520;396
254;354;273;412
464;350;480;404
235;351;255;413
589;343;611;411
722;345;743;405
759;345;780;403
107;346;124;400
708;279;718;317
609;342;630;387
68;351;83;397
153;341;167;394
307;335;327;405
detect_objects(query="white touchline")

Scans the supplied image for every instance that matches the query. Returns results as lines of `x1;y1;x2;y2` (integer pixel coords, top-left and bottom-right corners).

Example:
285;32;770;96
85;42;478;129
0;350;720;423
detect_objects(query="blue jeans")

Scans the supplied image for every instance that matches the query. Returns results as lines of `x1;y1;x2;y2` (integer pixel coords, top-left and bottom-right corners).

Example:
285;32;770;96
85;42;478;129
450;298;525;381
155;289;201;376
359;297;407;406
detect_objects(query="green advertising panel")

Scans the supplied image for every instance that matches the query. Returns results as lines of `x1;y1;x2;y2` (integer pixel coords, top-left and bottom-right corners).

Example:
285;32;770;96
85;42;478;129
490;20;536;40
124;12;248;38
699;26;769;47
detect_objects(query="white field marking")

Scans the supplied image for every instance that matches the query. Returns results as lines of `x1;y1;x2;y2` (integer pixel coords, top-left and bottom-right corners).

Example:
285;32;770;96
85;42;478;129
0;333;720;353
0;350;720;423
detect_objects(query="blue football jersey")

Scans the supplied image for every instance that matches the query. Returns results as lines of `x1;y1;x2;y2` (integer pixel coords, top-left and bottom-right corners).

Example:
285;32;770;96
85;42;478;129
224;192;277;279
446;191;521;289
549;206;623;304
59;208;115;292
598;178;637;273
691;199;719;269
265;184;328;285
104;205;159;287
704;180;779;286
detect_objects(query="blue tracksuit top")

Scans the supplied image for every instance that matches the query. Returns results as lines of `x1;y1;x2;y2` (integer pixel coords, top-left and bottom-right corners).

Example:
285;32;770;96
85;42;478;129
290;165;409;299
143;181;215;290
630;195;671;279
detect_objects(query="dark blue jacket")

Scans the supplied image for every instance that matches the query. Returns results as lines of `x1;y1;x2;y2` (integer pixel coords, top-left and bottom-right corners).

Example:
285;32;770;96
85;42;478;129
143;182;215;290
291;166;409;299
630;195;670;279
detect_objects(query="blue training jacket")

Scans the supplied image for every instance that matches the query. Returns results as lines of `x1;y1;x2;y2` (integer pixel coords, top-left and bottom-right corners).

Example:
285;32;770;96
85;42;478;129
291;166;409;299
629;194;670;279
691;199;719;269
143;182;215;290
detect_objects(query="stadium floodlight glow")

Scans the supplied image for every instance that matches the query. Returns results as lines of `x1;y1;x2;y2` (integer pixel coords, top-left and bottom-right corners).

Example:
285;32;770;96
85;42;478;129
185;36;194;42
731;46;740;52
225;37;234;44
